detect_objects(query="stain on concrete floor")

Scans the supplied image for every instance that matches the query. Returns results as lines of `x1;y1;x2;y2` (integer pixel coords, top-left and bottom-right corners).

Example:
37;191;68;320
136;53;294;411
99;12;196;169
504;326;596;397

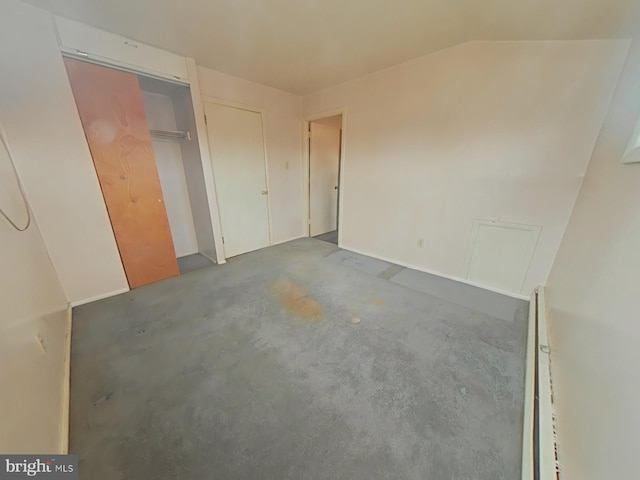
271;278;324;321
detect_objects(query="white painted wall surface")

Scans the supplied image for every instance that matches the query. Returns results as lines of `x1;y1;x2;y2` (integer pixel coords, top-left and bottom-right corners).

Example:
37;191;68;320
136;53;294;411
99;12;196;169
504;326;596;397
142;91;199;257
197;66;304;244
0;0;129;306
171;80;219;263
0;309;69;454
303;40;629;295
545;40;640;480
0;0;73;452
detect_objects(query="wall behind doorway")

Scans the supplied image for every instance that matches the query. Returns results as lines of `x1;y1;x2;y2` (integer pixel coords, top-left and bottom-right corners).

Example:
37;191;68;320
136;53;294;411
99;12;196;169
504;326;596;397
308;115;342;237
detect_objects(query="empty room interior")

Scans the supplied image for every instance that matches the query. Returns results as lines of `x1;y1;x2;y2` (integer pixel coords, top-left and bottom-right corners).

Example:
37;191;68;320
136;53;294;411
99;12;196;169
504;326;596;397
1;0;639;478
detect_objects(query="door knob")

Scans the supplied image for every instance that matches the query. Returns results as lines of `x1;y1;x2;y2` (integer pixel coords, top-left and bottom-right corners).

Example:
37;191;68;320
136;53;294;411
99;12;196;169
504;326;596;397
334;186;339;190
261;190;268;195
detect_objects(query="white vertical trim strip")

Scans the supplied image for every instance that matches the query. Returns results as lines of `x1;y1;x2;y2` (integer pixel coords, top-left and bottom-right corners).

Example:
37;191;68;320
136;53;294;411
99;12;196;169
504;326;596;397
521;289;537;480
185;58;226;264
58;307;72;454
537;286;557;479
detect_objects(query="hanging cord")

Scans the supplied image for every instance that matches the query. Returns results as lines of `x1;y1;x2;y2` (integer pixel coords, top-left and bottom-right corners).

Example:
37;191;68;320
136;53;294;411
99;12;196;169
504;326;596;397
0;124;31;231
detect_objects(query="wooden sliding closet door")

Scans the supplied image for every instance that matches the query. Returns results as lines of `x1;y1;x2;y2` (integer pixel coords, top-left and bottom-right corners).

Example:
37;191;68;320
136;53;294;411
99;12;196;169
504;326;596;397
64;58;179;288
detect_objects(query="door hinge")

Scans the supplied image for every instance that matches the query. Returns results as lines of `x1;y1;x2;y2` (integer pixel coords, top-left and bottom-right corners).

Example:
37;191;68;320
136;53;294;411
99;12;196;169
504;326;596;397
222;236;225;244
308;219;311;225
204;114;207;125
306;131;312;139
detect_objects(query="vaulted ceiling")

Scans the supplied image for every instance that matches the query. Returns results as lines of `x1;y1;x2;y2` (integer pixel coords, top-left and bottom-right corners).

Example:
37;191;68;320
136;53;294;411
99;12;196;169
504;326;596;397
23;0;640;94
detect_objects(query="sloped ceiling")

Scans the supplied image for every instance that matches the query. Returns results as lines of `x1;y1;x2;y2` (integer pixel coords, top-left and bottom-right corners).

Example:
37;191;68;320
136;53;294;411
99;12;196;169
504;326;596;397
22;0;640;94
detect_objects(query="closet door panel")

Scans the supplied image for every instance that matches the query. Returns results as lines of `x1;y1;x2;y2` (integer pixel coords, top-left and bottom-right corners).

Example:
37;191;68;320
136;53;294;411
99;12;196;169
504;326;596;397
64;58;179;288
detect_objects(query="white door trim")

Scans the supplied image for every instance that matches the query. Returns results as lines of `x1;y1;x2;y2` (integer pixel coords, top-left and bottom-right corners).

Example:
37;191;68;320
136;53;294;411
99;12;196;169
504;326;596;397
303;108;346;246
185;58;226;264
201;96;274;248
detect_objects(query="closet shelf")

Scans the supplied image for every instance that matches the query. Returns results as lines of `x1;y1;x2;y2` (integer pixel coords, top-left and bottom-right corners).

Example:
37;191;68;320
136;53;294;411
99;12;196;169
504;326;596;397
149;129;191;141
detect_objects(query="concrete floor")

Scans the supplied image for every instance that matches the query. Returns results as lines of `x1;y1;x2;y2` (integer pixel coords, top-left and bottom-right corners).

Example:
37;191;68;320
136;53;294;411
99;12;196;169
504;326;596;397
177;253;214;275
313;230;338;244
70;238;527;479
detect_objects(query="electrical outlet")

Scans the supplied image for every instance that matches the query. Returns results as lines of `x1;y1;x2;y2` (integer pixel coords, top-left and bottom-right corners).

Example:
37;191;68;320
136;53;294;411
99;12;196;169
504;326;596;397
417;238;424;248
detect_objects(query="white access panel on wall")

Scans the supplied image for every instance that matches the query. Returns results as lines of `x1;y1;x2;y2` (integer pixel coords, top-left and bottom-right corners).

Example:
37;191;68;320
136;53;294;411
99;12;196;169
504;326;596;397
463;220;541;293
204;101;271;258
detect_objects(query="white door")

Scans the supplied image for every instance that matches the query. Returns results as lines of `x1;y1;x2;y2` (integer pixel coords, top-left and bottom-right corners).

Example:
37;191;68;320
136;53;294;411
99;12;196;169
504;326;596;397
204;102;270;258
309;121;340;236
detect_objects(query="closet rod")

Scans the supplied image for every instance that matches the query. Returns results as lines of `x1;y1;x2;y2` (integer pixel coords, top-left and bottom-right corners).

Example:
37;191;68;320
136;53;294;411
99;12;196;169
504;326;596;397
149;129;191;141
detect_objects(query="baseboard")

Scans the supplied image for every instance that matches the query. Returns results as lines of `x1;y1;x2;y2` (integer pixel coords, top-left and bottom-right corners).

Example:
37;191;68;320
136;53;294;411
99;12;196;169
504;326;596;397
339;244;530;301
198;251;223;265
177;250;199;259
69;287;130;308
272;235;306;246
59;306;72;454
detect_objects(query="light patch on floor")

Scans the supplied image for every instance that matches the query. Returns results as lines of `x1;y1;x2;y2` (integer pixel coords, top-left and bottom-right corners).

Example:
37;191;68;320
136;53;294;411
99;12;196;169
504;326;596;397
271;278;324;321
325;249;391;276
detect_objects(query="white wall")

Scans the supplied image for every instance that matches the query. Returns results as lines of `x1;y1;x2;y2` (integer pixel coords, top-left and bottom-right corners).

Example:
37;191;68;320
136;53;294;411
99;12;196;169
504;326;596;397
0;0;129;306
0;0;74;452
545;40;640;480
304;40;629;295
197;66;305;244
315;114;343;130
142;91;199;258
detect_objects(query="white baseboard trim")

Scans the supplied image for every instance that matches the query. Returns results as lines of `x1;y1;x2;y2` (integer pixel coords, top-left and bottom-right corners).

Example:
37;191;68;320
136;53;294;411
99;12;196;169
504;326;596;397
69;287;130;308
339;244;530;300
177;250;199;258
272;235;306;246
59;307;72;454
198;251;222;265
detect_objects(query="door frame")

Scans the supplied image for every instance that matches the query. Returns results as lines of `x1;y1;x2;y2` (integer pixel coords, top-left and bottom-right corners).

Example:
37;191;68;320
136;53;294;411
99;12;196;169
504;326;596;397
303;108;346;246
201;96;274;250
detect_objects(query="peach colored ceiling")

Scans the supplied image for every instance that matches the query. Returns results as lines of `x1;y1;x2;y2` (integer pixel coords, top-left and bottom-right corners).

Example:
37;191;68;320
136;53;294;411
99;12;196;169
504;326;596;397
23;0;640;93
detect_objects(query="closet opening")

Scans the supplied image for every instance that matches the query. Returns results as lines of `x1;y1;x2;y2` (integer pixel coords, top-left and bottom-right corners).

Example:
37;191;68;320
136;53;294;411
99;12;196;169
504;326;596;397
138;76;217;275
64;57;218;287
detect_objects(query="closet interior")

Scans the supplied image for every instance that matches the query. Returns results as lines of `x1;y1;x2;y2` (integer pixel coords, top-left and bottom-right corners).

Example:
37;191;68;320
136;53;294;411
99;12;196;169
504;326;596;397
64;58;217;288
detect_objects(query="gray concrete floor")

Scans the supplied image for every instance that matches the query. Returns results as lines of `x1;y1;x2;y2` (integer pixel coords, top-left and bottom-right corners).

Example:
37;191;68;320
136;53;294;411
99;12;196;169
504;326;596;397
70;238;527;480
313;230;338;244
177;253;214;274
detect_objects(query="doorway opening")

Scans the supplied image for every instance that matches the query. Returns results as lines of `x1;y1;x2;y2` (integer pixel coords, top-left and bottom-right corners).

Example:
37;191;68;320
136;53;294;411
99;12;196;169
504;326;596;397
307;114;343;245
